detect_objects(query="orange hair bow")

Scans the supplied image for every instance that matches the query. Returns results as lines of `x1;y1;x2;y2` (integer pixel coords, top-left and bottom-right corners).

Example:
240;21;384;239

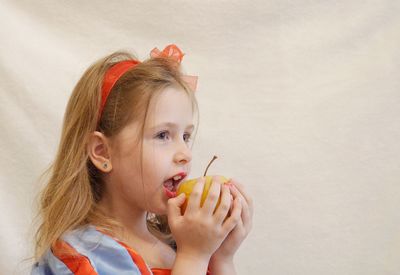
150;44;198;92
99;44;198;123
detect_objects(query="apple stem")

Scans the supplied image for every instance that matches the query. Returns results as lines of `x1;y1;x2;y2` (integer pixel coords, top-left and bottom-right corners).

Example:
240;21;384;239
203;155;218;176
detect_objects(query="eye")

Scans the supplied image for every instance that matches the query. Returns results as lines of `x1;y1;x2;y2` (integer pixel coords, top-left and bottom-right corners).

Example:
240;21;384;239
183;133;192;143
155;131;192;143
156;131;170;141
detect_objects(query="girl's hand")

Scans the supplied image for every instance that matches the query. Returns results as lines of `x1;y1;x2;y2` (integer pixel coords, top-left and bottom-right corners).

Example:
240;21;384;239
209;178;254;265
167;176;242;262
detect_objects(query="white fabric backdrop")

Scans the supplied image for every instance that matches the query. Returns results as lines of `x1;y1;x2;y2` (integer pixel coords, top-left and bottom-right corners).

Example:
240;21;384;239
1;0;399;274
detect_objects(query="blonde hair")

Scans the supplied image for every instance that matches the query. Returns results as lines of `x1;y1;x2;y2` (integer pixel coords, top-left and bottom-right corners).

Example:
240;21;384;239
33;50;199;260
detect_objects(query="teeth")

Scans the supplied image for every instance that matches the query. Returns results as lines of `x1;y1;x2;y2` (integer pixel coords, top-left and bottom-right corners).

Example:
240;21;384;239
173;175;182;181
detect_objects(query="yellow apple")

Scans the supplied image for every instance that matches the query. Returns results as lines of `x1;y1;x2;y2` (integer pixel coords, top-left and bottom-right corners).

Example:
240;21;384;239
177;175;231;215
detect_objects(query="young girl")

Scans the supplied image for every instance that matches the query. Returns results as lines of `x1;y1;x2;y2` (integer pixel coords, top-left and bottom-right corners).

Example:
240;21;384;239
32;44;253;275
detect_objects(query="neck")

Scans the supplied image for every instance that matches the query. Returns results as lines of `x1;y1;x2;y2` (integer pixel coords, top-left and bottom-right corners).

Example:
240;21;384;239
98;191;155;243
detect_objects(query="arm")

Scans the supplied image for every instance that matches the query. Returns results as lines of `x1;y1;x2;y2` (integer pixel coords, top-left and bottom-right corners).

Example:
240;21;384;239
209;179;254;275
168;178;242;275
171;252;210;275
208;256;236;275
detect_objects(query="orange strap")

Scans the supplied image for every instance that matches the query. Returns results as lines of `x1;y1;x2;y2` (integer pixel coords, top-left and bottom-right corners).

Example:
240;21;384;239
52;240;98;275
116;240;153;275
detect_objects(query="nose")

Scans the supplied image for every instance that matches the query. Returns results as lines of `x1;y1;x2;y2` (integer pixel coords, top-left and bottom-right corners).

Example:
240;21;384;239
173;142;192;165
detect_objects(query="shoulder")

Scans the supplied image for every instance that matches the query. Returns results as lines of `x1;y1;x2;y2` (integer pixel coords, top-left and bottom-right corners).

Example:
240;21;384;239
31;225;152;275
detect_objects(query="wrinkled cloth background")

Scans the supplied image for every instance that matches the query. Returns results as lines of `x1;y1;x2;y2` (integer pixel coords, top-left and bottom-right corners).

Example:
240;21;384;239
1;1;399;274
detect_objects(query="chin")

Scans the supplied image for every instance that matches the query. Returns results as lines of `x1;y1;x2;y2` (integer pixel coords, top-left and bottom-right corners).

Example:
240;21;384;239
148;204;168;216
155;206;168;216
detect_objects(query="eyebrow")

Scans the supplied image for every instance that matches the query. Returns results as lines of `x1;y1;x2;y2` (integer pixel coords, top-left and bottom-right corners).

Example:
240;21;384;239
149;122;195;131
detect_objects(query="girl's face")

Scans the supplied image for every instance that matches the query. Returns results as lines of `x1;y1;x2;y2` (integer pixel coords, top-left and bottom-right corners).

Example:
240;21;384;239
109;86;194;214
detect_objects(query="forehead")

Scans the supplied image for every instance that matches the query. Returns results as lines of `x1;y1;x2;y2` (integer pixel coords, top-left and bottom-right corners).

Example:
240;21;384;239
110;86;195;152
145;86;194;127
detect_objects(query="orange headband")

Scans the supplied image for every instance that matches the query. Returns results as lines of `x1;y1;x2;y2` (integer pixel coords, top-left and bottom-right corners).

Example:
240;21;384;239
98;44;198;124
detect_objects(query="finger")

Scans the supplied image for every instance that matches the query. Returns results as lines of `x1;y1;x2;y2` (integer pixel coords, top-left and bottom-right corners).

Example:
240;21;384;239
167;193;186;220
213;183;231;223
229;184;251;229
229;179;254;218
229;181;253;233
202;176;222;215
222;196;242;233
185;177;206;213
229;193;234;214
228;182;246;209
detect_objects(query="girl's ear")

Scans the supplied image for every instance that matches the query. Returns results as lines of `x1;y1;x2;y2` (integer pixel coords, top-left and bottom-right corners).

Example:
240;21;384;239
87;131;113;172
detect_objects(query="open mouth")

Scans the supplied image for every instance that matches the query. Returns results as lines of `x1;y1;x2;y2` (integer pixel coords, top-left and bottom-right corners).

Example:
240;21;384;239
163;173;186;198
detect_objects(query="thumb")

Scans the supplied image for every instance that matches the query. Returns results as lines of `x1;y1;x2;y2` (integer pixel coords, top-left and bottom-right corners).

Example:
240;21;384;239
167;193;186;218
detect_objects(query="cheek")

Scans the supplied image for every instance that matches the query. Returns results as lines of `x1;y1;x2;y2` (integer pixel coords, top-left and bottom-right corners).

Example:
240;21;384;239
142;144;166;172
112;154;141;193
118;156;140;178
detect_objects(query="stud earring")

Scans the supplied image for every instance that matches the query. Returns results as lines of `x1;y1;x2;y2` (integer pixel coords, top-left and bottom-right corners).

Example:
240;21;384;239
103;162;108;169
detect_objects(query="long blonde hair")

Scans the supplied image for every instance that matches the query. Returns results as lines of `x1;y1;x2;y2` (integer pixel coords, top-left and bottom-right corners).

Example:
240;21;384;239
33;50;199;260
